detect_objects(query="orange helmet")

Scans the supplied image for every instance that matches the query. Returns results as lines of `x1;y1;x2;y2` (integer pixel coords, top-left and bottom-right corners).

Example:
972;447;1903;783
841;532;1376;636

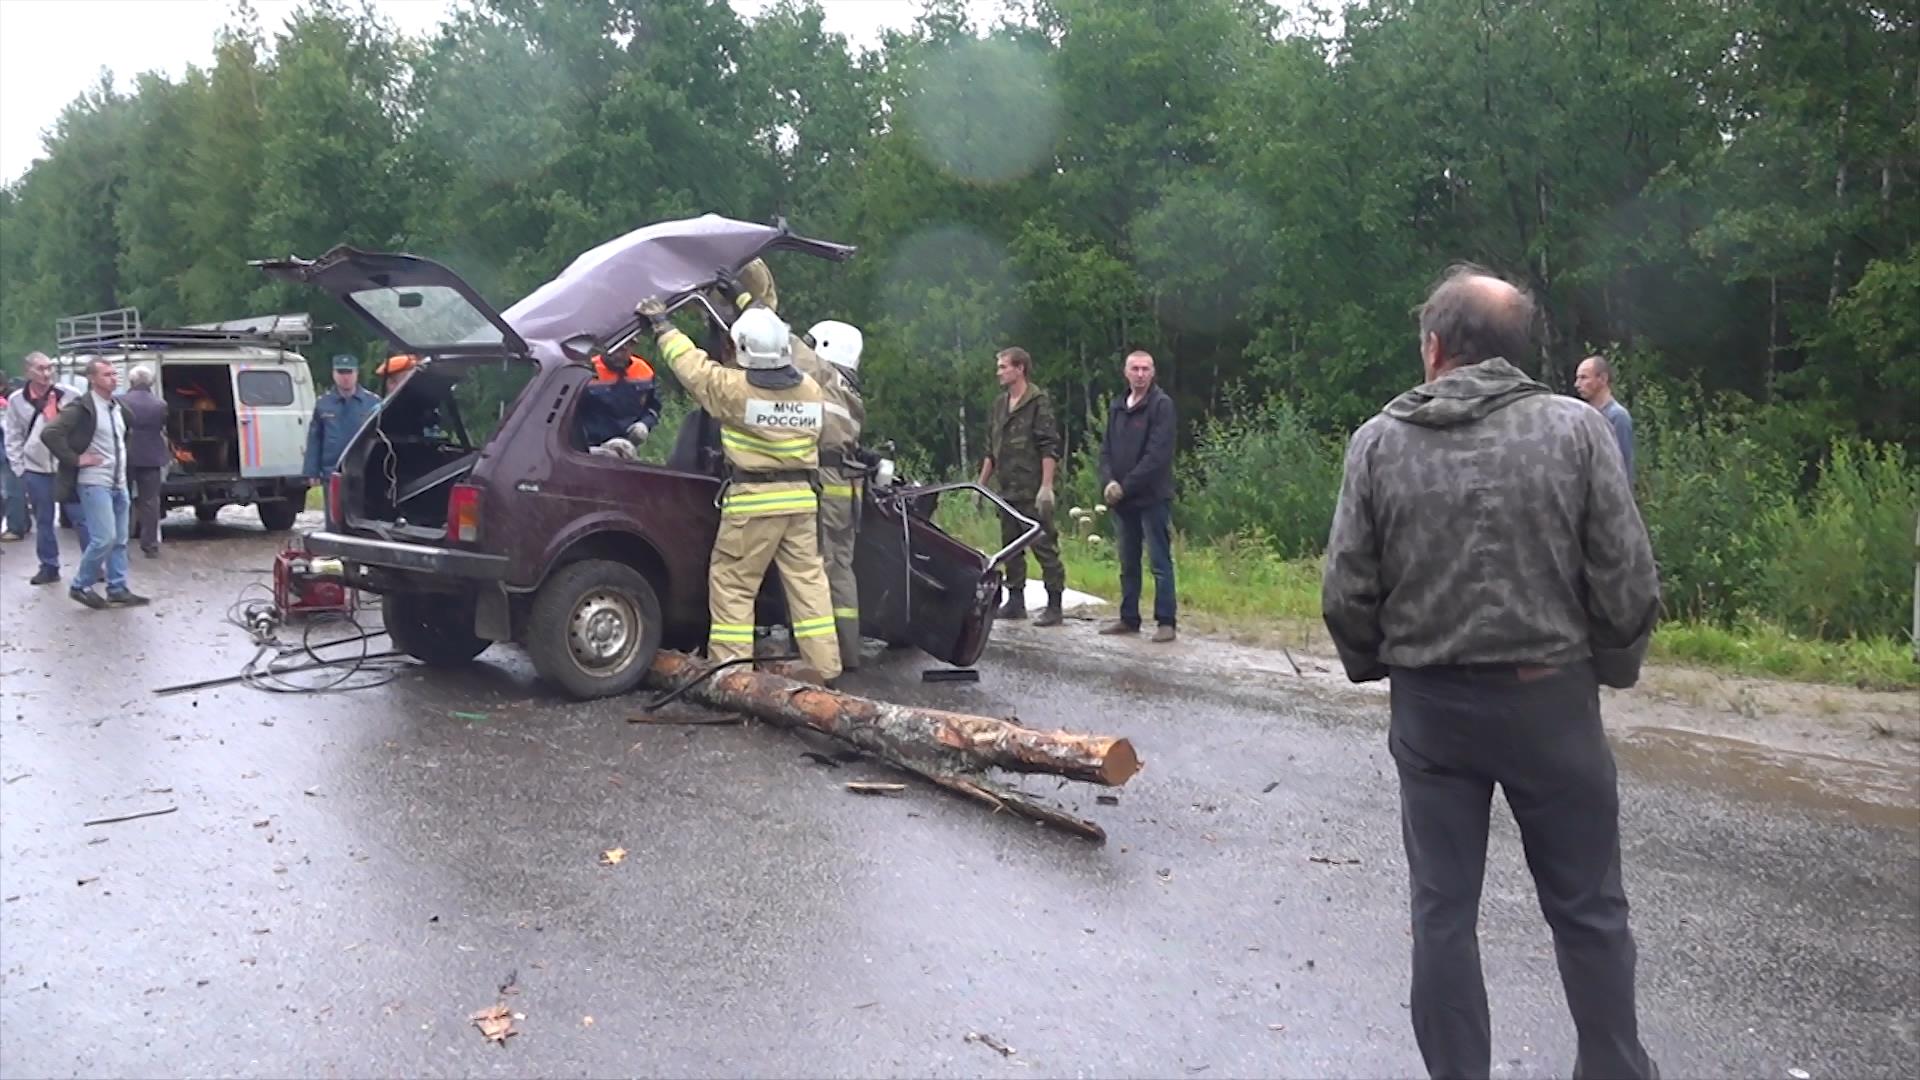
375;354;417;378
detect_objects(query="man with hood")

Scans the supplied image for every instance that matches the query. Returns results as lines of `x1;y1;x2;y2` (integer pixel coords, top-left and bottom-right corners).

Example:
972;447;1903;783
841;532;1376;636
1321;264;1660;1080
635;296;841;685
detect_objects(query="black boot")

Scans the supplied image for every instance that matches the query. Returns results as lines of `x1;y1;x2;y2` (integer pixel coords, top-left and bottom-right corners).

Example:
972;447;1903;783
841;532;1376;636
1033;591;1064;627
996;592;1027;620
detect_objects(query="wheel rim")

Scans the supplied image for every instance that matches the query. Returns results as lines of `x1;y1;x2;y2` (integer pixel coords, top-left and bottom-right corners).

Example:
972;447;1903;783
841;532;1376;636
567;589;641;675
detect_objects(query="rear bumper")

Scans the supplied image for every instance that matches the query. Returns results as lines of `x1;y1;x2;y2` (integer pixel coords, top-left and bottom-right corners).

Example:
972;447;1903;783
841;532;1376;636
305;531;510;581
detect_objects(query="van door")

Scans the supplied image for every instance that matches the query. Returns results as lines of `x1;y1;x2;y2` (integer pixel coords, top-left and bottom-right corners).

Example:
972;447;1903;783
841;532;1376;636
231;362;308;479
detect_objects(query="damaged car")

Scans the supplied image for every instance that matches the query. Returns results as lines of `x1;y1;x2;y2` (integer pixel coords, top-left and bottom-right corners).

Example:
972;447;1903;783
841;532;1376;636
255;214;1036;699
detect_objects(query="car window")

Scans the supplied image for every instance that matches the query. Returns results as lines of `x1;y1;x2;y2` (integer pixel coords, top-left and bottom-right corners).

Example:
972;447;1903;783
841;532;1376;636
449;359;540;446
237;369;296;406
352;285;505;349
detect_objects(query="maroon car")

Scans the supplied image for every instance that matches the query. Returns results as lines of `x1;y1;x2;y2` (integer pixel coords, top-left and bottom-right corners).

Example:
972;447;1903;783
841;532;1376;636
256;216;1036;699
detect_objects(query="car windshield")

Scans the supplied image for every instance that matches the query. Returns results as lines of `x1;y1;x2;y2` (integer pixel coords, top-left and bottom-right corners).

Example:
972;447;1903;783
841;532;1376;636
352;284;504;349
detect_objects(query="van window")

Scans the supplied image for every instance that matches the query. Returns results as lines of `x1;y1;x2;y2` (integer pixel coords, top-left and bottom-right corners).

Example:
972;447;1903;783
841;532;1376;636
237;369;296;407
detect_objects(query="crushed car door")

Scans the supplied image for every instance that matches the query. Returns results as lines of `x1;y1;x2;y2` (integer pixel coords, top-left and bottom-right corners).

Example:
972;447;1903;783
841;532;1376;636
854;483;1039;669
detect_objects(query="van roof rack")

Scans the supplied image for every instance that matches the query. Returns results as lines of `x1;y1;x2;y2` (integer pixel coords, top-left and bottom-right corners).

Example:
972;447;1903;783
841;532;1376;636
56;307;314;351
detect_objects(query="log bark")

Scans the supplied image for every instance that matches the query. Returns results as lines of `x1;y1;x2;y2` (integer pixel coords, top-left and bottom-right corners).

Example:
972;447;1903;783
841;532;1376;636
642;651;1142;840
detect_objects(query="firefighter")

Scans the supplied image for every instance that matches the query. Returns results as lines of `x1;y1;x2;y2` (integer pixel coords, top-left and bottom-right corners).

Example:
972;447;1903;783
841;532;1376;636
636;296;841;683
805;319;866;670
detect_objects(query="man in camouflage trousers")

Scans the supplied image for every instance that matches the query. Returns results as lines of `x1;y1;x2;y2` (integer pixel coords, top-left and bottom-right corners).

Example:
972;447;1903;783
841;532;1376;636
638;296;841;684
1322;265;1660;1080
978;346;1065;626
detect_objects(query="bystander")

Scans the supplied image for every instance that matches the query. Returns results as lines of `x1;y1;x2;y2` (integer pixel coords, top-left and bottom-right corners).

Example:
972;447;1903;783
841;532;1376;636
120;365;169;558
1322;265;1660;1079
3;352;87;584
1097;350;1178;642
42;359;148;609
1574;354;1635;480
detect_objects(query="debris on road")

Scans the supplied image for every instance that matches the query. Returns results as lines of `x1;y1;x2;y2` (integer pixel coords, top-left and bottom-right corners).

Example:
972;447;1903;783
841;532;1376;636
76;876;99;887
1308;855;1361;866
470;1002;517;1044
964;1031;1016;1057
599;847;627;867
799;751;842;769
83;806;177;827
1096;794;1120;805
845;781;908;796
1261;781;1280;794
450;711;489;723
642;650;1141;842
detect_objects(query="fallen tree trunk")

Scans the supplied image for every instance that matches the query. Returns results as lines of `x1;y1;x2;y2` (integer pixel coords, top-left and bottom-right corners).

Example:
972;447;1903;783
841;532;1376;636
641;651;1141;841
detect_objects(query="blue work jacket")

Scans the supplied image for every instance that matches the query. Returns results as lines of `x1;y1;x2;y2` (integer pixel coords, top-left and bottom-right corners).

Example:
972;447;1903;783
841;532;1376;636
303;386;382;477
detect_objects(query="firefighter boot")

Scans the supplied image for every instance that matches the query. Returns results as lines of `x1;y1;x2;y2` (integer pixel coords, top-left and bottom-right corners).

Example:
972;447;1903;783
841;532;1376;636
1033;591;1064;627
995;589;1027;620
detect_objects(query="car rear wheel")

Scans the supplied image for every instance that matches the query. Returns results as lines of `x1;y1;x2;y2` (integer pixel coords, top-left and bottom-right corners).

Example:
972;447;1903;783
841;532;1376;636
383;590;489;667
257;499;300;532
525;559;662;700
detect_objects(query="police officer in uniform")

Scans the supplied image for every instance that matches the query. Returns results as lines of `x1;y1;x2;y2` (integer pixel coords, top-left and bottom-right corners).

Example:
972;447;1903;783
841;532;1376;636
304;354;381;516
637;297;841;683
805;319;866;671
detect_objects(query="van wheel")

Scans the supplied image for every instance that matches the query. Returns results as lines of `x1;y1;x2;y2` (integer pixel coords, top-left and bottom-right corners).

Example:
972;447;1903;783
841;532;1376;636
257;499;300;532
384;591;489;667
525;559;662;700
195;504;222;524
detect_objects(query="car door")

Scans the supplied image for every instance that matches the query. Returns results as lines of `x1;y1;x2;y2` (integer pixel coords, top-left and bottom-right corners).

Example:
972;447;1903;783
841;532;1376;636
854;482;1039;668
231;360;308;479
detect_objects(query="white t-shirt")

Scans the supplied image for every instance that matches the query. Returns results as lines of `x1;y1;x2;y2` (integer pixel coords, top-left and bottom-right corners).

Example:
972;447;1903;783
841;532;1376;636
79;392;127;490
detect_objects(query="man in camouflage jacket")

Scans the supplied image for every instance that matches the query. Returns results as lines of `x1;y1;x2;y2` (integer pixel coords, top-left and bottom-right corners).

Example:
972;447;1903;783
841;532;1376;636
1322;266;1660;1080
978;346;1065;626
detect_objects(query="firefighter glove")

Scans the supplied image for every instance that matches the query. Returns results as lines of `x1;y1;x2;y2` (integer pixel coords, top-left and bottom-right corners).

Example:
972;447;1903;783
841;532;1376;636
635;296;672;334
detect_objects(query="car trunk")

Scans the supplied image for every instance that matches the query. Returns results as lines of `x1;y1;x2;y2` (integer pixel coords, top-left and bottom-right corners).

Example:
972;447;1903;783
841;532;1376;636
162;364;240;478
338;361;537;540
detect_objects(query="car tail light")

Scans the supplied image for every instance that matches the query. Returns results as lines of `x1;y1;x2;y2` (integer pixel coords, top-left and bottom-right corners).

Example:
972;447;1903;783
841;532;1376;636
447;483;482;545
327;473;344;528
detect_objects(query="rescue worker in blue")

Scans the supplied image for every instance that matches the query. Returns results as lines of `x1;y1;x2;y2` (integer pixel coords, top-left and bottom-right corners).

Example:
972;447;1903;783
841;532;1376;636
303;354;381;511
578;343;662;458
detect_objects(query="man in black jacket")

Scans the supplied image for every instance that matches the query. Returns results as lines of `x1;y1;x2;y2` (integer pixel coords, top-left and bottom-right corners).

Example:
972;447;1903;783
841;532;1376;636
1097;350;1177;642
119;365;169;558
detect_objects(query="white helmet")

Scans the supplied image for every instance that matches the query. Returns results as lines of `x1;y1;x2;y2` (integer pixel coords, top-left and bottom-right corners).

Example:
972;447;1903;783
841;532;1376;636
808;320;863;372
730;307;793;371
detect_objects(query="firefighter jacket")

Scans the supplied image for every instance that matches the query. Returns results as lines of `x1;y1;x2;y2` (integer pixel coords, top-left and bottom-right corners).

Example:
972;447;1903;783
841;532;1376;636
656;327;822;518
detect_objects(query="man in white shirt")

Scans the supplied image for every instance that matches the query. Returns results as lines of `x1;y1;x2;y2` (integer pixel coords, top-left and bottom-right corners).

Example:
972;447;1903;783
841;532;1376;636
40;359;147;609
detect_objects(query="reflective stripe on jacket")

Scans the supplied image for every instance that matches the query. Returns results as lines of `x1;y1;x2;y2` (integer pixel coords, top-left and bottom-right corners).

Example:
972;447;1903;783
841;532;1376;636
658;328;822;518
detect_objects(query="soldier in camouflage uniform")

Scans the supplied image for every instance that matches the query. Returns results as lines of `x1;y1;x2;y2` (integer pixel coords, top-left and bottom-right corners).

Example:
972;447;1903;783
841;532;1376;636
1322;266;1659;1080
978;346;1064;626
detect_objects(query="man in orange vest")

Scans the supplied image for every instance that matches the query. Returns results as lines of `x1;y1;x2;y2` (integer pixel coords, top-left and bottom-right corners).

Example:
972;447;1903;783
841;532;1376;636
579;344;661;458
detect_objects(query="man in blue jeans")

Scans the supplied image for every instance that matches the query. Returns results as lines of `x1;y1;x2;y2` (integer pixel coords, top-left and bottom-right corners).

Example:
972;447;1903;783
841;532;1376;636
1097;350;1178;642
40;358;147;609
3;351;87;583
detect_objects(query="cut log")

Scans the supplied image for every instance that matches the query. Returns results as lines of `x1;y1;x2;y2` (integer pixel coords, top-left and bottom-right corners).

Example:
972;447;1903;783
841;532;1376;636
642;651;1141;841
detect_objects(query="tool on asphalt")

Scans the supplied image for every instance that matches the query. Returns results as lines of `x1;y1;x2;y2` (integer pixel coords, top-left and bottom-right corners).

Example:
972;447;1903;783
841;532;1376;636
920;667;979;683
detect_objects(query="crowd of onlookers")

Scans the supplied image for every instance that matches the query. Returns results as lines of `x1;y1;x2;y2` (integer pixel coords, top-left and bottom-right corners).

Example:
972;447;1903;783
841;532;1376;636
2;354;159;609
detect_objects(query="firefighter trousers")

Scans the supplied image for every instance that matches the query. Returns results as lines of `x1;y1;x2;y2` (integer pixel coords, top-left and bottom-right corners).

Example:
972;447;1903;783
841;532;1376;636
818;467;861;670
707;509;842;680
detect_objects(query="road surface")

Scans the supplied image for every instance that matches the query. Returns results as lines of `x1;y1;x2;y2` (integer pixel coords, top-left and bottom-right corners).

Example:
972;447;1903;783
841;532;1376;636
2;512;1915;1077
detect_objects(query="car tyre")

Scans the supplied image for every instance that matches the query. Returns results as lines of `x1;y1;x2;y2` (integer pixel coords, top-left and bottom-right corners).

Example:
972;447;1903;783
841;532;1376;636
525;559;662;700
384;590;489;667
194;504;222;524
257;499;300;532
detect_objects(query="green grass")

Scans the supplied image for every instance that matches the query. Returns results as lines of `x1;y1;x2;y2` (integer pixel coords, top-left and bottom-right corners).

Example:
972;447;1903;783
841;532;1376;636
931;492;1920;691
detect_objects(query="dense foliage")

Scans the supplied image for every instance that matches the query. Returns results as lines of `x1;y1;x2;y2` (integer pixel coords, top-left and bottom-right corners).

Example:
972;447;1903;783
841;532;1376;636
2;0;1914;638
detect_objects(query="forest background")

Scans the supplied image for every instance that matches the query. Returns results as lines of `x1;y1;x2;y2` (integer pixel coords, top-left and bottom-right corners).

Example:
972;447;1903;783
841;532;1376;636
2;0;1914;683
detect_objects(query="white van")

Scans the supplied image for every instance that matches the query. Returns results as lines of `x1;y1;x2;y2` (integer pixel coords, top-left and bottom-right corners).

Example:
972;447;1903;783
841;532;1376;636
54;308;319;531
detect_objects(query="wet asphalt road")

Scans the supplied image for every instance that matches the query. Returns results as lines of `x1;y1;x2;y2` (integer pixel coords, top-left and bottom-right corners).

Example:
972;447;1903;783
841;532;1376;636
1;514;1916;1078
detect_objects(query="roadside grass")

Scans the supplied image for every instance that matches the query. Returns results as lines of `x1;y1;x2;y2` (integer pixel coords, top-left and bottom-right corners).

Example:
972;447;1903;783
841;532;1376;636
930;492;1919;691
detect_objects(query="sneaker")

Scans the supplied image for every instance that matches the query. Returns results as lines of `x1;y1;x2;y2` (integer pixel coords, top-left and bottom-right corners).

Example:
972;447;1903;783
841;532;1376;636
106;588;151;608
1151;624;1177;643
1097;620;1139;636
69;587;109;610
0;531;21;542
29;568;60;586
